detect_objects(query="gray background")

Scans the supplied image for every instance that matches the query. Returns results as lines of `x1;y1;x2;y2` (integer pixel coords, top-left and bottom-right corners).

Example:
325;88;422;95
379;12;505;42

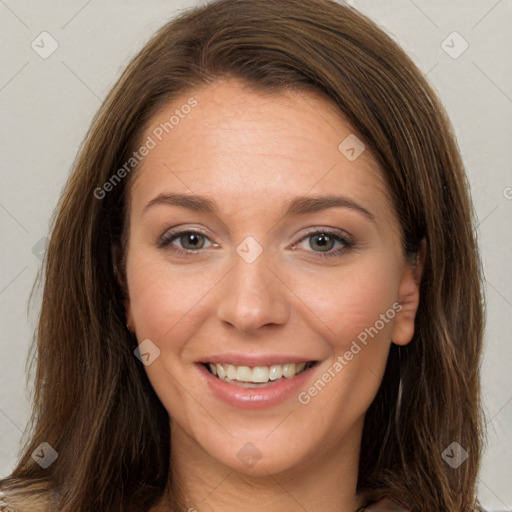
0;1;511;510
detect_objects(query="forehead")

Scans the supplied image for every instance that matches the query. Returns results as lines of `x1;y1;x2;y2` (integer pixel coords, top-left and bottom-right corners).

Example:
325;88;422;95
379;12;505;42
129;79;395;225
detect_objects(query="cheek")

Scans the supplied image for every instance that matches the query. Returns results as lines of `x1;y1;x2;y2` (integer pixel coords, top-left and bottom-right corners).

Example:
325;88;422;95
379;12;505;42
290;262;401;426
126;256;219;342
293;259;400;353
125;255;217;420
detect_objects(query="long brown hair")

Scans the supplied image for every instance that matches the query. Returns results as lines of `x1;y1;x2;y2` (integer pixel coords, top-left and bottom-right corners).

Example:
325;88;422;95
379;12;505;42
0;1;485;510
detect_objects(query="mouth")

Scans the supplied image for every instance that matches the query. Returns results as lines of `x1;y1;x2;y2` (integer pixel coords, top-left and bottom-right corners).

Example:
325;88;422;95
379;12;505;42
201;361;317;388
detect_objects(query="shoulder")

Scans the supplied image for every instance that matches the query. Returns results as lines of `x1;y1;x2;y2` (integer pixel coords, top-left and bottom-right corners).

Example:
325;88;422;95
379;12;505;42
0;489;50;512
361;496;488;511
0;497;17;512
0;491;14;511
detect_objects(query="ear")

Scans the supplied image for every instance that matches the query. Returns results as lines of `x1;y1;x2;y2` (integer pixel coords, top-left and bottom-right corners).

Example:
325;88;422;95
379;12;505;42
391;239;426;346
112;241;134;331
125;306;134;332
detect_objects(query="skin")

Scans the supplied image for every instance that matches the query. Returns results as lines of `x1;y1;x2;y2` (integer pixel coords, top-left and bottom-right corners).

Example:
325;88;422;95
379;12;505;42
124;79;423;512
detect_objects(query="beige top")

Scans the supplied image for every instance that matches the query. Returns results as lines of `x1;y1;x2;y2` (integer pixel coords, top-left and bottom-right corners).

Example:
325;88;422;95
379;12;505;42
0;493;411;512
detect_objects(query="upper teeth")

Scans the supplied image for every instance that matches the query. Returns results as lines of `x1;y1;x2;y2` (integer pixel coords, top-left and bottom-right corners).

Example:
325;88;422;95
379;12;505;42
208;362;308;384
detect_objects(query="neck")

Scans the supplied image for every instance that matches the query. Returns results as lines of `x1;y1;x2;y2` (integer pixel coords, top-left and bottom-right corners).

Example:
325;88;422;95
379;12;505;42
158;418;367;512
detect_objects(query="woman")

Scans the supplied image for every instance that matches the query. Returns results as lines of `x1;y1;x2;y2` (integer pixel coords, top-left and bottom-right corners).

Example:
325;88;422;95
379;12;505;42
0;0;485;511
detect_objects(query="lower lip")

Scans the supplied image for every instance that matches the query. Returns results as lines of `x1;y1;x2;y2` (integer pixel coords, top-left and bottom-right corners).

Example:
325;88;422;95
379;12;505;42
197;363;317;410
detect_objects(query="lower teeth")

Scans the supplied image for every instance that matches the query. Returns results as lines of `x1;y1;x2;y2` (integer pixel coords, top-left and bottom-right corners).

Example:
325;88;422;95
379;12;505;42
225;379;279;388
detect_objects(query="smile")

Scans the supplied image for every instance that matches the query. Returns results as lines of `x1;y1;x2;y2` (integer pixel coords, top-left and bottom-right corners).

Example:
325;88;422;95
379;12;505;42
204;361;316;387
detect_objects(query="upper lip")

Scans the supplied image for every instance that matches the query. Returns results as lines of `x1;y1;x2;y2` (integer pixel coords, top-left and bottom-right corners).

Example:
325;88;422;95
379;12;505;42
197;353;317;367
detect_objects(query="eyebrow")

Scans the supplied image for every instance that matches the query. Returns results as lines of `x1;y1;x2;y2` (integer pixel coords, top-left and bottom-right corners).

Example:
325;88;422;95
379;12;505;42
143;192;375;221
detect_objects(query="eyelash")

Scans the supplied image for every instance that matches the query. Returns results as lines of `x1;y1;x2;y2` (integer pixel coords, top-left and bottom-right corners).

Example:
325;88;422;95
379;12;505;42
158;228;354;260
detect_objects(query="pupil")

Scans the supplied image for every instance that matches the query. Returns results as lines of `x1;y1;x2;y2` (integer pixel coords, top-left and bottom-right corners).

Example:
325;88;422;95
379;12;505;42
183;233;202;249
312;233;332;251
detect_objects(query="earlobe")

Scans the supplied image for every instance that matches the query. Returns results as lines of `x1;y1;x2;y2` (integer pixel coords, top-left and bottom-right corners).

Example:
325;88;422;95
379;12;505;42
111;241;133;331
125;306;134;332
391;239;426;346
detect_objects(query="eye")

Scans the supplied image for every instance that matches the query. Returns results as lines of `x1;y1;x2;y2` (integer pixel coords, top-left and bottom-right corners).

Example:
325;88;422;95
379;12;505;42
157;229;218;255
292;229;354;259
157;227;353;259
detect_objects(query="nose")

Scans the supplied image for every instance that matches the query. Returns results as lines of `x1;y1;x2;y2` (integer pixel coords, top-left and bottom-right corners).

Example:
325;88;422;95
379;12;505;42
215;247;290;335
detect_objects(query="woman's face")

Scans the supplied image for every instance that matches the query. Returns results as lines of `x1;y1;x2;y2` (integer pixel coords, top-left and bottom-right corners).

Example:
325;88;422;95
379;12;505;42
124;79;421;477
